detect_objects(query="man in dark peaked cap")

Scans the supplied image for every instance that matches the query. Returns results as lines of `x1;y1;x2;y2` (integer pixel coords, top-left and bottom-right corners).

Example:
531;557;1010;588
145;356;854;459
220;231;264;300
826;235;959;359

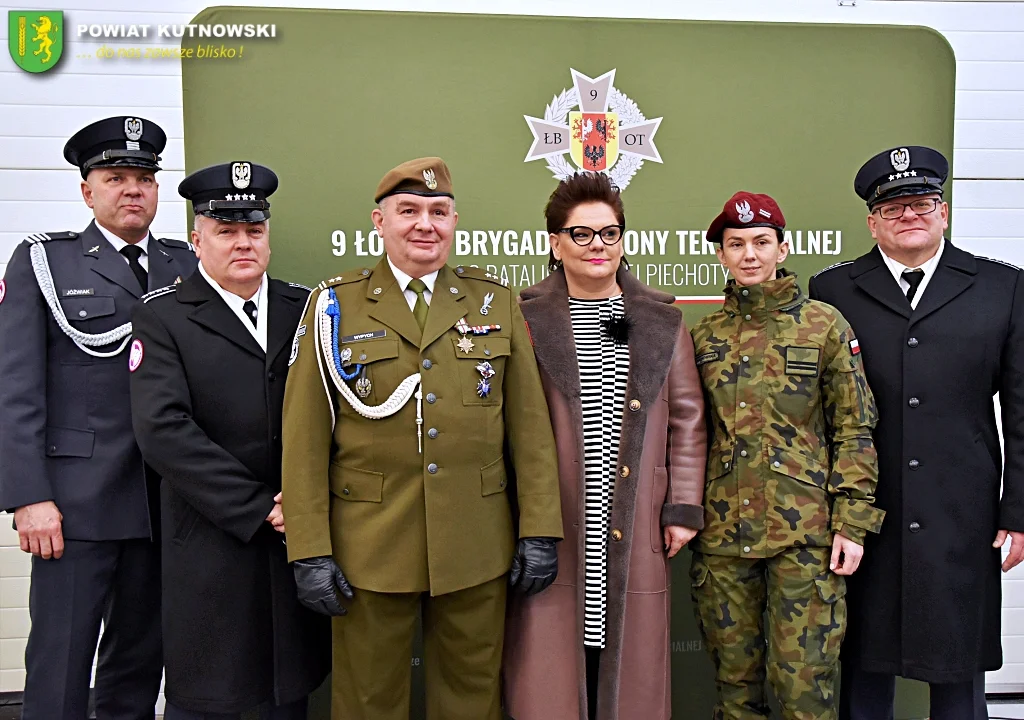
0;115;197;719
809;145;1024;720
130;161;329;720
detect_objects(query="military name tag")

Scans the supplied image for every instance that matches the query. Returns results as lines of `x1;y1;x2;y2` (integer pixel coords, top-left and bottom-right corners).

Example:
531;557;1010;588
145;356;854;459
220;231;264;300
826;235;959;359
340;329;386;343
784;346;821;376
695;350;721;366
62;288;95;297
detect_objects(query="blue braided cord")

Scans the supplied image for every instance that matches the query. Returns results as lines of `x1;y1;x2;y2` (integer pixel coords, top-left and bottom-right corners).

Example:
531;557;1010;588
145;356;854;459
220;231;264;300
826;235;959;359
327;288;362;381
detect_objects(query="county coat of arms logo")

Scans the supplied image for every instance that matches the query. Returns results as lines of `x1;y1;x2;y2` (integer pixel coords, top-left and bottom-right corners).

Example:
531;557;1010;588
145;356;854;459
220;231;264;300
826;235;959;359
8;10;63;73
524;69;663;190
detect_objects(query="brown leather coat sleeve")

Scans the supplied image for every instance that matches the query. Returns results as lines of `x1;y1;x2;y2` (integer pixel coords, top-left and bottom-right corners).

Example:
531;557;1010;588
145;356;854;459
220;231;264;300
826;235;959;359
661;321;708;530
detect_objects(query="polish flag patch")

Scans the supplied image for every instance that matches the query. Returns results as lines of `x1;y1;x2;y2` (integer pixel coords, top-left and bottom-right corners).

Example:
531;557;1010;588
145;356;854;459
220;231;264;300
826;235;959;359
128;339;144;372
0;279;6;305
850;338;861;355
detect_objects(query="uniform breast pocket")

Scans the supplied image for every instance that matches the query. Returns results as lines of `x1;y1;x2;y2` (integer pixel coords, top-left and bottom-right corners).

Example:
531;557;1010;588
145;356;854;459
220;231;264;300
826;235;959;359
451;336;510;406
336;338;400;408
58;295;117;325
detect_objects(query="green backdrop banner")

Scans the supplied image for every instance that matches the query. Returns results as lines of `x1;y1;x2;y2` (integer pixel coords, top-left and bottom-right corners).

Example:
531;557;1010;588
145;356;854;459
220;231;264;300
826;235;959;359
181;8;953;718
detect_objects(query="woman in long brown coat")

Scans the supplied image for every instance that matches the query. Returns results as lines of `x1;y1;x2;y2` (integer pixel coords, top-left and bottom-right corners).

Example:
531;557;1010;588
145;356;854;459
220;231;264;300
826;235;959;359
503;173;707;720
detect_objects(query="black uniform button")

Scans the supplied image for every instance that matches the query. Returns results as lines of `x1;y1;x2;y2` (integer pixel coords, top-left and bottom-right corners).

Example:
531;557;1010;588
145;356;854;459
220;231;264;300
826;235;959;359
908;397;920;408
272;434;279;441
422;359;432;369
909;521;921;533
427;463;438;474
426;393;436;404
268;371;276;381
909;459;920;470
427;428;438;439
908;337;919;348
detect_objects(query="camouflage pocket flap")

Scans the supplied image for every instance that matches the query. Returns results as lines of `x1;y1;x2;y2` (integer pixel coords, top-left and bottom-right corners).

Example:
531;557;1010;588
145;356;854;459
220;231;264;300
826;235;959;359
813;573;847;604
767;445;828;488
689;556;709;588
784;346;821;376
706;443;734;480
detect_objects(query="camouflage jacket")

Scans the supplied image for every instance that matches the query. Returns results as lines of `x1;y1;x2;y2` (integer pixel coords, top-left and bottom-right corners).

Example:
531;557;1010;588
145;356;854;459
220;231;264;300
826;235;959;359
690;271;884;556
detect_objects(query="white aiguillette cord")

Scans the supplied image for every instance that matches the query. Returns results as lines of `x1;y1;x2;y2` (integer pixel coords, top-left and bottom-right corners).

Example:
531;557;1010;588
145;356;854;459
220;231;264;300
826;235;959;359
313;289;424;452
29;237;133;358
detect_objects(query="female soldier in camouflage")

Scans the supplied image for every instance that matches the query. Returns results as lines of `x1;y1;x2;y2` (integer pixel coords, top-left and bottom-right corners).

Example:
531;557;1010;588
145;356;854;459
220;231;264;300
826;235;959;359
690;191;884;720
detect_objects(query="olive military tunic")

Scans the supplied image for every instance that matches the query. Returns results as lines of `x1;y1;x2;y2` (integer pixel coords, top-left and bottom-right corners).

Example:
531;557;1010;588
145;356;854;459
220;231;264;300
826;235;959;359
281;259;563;595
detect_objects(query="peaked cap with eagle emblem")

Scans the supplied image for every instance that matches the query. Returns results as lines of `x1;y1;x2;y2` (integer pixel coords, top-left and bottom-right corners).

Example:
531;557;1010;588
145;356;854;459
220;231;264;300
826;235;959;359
374;157;454;203
178;161;279;223
64;116;166;178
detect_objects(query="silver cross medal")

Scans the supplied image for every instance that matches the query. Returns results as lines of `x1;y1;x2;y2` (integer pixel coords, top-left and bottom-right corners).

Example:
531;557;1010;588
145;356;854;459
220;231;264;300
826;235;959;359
480;292;494;316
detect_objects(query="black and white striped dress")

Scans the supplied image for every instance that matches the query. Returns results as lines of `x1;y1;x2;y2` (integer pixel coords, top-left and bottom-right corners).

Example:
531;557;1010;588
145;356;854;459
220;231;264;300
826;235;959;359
569;294;629;648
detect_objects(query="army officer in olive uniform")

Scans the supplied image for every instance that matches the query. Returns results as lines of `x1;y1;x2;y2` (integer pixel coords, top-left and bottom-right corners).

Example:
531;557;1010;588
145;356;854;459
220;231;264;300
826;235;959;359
281;157;563;720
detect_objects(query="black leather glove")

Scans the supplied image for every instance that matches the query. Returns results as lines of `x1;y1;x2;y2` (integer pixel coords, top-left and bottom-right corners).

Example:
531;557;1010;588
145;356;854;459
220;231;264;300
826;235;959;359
509;537;559;596
292;555;354;616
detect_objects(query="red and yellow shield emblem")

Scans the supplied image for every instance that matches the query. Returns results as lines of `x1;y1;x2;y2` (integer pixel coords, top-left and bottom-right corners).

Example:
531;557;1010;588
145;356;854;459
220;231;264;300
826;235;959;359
569;112;619;172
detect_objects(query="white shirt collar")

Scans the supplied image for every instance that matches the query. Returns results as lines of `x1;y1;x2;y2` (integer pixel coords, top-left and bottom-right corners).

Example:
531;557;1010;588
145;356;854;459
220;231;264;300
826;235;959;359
387;256;438;294
197;262;269;352
878;238;945;309
96;222;149;266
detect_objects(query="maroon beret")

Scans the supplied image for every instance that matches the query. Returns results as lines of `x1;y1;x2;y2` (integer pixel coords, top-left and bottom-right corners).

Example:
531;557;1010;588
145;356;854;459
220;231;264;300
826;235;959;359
706;191;786;244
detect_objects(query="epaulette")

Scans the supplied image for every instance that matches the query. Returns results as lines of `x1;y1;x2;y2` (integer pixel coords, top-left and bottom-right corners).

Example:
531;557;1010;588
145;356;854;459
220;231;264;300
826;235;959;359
976;256;1022;272
288;281;312;291
141;285;177;303
812;260;853;278
315;268;371;291
156;237;194;252
453;265;509;288
25;231;79;245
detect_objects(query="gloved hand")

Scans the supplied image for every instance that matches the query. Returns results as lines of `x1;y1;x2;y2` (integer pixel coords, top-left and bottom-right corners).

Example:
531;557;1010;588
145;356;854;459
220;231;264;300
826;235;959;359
509;537;559;596
292;555;354;616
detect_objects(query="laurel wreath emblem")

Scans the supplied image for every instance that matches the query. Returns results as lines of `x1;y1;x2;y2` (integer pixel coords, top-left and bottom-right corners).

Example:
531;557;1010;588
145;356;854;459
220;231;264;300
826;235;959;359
542;85;649;190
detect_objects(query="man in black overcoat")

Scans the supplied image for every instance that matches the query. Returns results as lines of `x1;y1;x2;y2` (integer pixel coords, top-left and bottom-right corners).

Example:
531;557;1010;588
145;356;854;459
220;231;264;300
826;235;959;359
0;116;197;719
129;161;329;719
809;145;1024;720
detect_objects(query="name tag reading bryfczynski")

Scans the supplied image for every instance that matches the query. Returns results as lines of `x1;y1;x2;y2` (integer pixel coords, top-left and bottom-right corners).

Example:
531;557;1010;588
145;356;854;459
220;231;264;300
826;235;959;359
340;329;387;343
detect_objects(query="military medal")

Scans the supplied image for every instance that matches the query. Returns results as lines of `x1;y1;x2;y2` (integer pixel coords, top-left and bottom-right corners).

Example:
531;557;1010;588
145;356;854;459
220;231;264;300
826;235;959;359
457;336;475;354
476;378;491;398
341;347;352;366
476;361;495;379
480;292;494;316
456;317;501;336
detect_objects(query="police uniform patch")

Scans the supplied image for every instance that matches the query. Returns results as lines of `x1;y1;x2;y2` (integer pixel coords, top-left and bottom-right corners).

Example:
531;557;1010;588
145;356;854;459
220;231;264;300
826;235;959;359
696;350;720;366
785;346;820;376
128;339;144;372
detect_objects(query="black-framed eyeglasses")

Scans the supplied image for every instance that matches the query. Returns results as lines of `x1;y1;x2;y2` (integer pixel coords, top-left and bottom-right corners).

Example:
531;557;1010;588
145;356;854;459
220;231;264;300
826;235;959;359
873;197;941;220
557;224;625;246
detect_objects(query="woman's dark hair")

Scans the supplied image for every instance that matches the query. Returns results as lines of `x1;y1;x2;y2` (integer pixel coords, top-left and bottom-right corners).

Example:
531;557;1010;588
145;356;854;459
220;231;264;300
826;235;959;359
544;172;627;271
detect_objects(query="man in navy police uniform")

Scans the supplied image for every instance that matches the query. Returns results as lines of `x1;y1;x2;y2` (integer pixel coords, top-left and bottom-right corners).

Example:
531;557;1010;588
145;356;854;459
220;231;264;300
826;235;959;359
809;146;1024;720
0;116;197;719
129;162;329;720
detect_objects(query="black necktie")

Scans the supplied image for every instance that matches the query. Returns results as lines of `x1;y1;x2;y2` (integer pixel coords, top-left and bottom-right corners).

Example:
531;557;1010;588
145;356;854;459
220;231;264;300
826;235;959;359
243;300;258;328
120;244;148;292
902;269;925;304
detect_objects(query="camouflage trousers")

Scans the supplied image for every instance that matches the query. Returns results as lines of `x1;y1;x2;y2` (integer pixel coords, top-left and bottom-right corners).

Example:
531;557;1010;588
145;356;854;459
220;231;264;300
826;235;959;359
690;547;847;720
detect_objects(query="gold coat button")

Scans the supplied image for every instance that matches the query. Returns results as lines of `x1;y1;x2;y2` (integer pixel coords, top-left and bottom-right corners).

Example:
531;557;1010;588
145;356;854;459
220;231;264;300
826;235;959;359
620;466;630;478
611;529;623;541
629;399;641;411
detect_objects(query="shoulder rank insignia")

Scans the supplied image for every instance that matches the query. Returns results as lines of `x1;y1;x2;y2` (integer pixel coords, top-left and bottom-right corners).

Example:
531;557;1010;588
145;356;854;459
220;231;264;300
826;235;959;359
156;237;195;252
141;285;177;303
25;231;78;245
976;256;1022;272
812;260;853;278
316;270;370;291
453;265;509;288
